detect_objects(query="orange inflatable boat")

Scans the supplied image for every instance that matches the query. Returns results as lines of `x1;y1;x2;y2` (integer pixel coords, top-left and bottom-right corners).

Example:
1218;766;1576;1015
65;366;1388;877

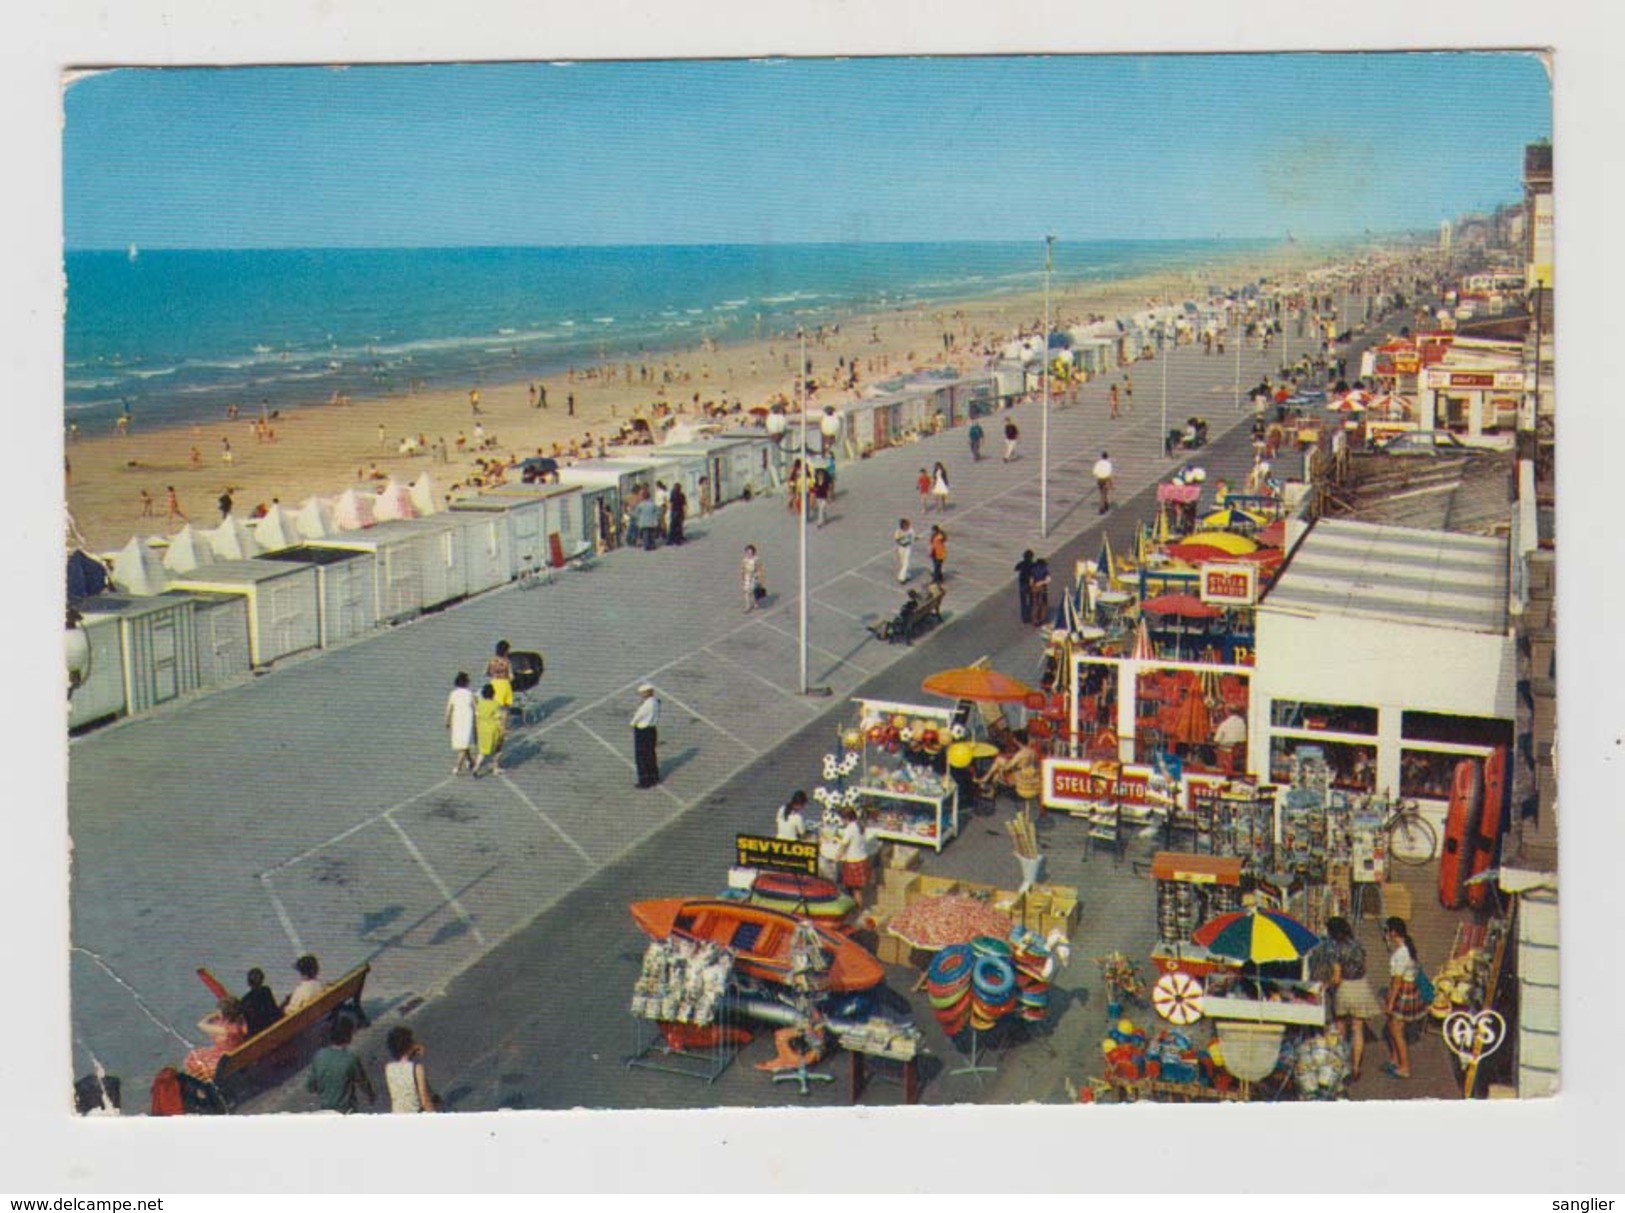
630;897;885;992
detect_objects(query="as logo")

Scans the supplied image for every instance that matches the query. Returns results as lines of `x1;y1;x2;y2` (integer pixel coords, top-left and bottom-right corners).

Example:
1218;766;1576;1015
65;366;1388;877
1441;1009;1507;1063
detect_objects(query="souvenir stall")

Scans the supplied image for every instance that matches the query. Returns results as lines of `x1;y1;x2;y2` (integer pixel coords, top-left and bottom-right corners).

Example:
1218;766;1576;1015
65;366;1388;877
841;698;963;852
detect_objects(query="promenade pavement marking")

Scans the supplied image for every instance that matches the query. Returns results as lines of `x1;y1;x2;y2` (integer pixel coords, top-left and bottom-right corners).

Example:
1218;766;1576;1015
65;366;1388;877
701;641;828;710
260;872;306;954
384;815;488;948
497;774;595;865
747;611;876;675
258;775;461;877
650;687;762;760
70;947;195;1050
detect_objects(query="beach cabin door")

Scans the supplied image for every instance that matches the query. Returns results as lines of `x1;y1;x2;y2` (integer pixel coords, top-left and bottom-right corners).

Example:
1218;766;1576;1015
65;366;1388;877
124;603;196;710
381;544;424;620
265;576;311;660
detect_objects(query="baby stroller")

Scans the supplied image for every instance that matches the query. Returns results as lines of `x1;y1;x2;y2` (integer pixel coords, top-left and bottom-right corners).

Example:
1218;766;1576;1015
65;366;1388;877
508;651;546;726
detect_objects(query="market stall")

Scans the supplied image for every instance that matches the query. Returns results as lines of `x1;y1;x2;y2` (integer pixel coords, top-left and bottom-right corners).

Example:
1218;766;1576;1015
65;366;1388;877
842;697;962;851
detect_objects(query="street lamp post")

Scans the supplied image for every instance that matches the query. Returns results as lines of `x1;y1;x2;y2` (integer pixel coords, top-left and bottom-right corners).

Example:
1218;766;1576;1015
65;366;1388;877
1161;318;1169;456
796;329;831;698
1041;234;1054;538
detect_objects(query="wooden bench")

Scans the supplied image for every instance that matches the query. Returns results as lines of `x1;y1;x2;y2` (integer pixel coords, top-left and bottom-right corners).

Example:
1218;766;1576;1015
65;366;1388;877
181;963;371;1113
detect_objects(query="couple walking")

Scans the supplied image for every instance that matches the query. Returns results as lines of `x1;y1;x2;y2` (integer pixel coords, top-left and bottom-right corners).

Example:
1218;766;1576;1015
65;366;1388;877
894;520;948;585
915;462;951;512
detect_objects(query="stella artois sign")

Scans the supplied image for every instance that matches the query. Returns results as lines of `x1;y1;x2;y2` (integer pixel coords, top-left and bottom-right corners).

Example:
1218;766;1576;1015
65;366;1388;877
1199;563;1258;607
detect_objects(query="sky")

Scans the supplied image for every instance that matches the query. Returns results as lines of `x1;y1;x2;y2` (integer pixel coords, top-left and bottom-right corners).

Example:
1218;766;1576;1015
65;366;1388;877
62;53;1551;250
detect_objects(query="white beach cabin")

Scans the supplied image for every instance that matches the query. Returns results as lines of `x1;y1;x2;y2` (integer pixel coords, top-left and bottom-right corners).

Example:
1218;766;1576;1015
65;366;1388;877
259;544;381;648
74;591;203;716
67;610;126;731
308;516;467;622
478;483;589;568
166;557;321;668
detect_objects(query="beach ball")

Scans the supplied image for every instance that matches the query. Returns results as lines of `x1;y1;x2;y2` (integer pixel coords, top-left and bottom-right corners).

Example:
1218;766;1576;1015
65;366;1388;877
949;723;967;740
866;725;886;745
947;742;974;769
892;714;909;731
842;730;863;751
898;728;914;746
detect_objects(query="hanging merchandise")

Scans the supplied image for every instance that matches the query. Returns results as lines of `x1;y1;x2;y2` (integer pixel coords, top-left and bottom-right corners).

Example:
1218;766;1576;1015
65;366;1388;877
630;937;736;1026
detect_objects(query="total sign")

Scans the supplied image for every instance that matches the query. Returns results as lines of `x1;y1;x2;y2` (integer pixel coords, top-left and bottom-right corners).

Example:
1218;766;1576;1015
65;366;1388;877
1199;563;1258;607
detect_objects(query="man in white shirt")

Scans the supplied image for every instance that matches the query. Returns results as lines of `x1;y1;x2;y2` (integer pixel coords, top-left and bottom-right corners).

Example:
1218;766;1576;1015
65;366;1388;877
893;518;915;583
1093;451;1114;514
631;683;661;789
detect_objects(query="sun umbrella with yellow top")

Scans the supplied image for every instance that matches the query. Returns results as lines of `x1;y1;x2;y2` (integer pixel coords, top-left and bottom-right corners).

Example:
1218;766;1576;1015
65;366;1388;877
1182;529;1259;555
1199;505;1268;532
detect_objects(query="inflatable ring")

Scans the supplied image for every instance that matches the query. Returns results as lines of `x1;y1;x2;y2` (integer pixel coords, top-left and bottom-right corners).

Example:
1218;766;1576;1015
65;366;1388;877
971;955;1016;1000
928;944;975;985
970;936;1013;960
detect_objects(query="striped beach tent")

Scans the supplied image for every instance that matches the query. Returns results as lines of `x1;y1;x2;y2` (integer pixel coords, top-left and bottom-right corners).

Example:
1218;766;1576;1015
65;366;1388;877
333;488;376;531
373;479;418;522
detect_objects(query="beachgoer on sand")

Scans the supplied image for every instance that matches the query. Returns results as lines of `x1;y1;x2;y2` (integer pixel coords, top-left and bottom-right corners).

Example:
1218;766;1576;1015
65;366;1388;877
166;486;186;521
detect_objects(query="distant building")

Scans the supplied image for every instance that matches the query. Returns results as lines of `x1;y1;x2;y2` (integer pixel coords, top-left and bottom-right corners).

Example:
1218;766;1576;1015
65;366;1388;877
1439;219;1452;253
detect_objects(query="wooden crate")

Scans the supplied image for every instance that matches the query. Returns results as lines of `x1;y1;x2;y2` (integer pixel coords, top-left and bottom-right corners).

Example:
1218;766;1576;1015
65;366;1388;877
874;874;919;917
1022;891;1052;931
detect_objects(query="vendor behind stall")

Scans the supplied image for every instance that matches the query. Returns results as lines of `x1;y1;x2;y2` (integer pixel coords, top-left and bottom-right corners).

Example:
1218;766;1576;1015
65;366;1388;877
775;791;811;841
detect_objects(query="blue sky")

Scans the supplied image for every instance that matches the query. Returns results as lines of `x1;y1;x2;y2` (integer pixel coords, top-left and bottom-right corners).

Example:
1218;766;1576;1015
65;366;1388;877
63;53;1550;250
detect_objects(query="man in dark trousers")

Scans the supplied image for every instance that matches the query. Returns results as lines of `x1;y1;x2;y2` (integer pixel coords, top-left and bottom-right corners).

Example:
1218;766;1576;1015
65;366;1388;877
1014;549;1037;625
631;683;661;789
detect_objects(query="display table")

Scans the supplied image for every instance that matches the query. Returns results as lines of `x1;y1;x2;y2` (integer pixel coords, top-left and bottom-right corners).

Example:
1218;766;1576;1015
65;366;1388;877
854;785;960;852
848;1046;921;1105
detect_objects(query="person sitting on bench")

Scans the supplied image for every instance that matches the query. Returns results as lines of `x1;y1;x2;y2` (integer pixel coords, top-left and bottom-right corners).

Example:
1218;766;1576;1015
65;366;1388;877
239;968;283;1037
283;954;328;1016
183;998;249;1082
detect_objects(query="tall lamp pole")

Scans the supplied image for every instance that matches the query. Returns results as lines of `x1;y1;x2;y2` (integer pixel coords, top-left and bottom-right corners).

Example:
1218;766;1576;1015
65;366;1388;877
1161;317;1169;455
1041;234;1054;538
795;329;831;698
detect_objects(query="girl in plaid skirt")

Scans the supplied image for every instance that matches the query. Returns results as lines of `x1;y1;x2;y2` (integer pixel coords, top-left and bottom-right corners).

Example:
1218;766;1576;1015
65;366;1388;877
1382;916;1426;1078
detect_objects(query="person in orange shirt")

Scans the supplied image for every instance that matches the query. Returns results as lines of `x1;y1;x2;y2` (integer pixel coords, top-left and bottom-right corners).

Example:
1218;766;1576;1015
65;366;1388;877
928;525;947;585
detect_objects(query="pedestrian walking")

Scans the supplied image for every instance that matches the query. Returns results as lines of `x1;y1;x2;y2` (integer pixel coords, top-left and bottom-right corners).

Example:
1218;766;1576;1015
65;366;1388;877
1029;556;1052;628
1123;372;1133;408
486;640;514;713
446;672;477;775
527;382;538;409
469;387;482;415
1003;418;1020;461
1093;450;1115;514
305;1017;375;1114
165;486;186;521
916;467;932;513
470;683;506;778
930;462;950;512
1108;384;1120;419
139;488;155;517
893;518;916;583
635;492;660;551
742;543;764;612
1014;548;1037;624
631;683;661;789
221;437;233;466
811;468;831;527
929;525;947;585
968;419;985;461
788;459;805;515
667;482;687;545
217;489;233;519
384;1026;439;1113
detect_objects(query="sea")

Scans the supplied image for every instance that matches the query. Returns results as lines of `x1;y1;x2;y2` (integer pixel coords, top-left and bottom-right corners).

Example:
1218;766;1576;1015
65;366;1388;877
64;240;1273;431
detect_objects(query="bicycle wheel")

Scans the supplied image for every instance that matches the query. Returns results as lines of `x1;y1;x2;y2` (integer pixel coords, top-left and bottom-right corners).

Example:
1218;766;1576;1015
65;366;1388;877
1389;813;1437;866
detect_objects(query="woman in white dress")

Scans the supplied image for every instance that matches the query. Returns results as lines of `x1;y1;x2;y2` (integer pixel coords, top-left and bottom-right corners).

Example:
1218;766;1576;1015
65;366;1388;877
445;672;477;775
741;544;764;612
384;1026;437;1113
930;462;951;511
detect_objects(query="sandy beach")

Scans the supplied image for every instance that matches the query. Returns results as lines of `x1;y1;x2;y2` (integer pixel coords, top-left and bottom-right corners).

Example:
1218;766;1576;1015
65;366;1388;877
64;243;1346;554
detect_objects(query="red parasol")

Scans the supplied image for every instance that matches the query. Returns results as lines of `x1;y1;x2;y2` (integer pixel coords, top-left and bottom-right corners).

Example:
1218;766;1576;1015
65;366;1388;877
1254;519;1286;548
887;895;1016;951
1141;593;1222;619
1164;542;1237;565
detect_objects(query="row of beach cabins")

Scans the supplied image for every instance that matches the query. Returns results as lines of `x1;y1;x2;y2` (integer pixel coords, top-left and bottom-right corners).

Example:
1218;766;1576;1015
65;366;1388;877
66;297;1243;734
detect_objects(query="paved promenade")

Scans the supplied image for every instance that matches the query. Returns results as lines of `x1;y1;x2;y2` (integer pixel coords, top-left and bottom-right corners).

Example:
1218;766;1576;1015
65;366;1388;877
68;318;1318;1100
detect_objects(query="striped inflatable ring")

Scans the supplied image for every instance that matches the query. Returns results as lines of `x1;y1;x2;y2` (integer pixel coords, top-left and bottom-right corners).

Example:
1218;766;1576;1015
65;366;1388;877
971;955;1016;999
928;944;975;985
940;1005;973;1036
928;985;972;1011
970;936;1014;960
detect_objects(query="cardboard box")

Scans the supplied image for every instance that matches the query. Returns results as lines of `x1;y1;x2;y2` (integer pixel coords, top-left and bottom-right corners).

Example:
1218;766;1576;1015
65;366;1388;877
875;931;913;966
914;875;961;899
874;875;919;917
885;845;923;872
1022;891;1052;931
1042;894;1081;939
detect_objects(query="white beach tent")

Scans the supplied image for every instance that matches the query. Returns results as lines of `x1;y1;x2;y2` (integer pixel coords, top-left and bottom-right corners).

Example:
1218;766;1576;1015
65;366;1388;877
250;503;298;552
294;495;336;540
374;480;418;523
333;487;376;531
106;536;169;596
409;473;439;517
161;524;212;575
207;515;264;562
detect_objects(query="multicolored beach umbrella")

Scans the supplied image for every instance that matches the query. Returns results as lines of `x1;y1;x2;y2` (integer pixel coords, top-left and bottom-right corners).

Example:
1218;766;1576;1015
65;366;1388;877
1192;908;1320;964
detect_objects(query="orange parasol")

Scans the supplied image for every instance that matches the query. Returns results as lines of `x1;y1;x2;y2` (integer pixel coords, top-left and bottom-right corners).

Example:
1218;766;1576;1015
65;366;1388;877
921;667;1037;703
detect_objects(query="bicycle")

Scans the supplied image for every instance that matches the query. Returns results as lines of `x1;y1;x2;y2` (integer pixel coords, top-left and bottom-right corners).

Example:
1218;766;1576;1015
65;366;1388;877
1381;797;1437;866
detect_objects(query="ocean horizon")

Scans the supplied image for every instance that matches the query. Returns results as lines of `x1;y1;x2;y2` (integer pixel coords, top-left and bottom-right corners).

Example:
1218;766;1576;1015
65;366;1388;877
64;237;1316;431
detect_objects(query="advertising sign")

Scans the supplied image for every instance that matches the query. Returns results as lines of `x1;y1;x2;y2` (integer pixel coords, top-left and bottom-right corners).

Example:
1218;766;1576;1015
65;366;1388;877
734;833;818;875
1199;562;1258;607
